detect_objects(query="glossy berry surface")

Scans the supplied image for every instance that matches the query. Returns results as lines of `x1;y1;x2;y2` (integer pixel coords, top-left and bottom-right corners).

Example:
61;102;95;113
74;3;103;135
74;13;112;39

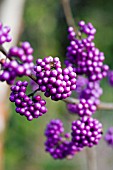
45;119;81;159
34;56;76;101
80;81;103;106
9;80;47;121
71;116;103;148
0;42;34;84
65;21;109;81
67;79;102;115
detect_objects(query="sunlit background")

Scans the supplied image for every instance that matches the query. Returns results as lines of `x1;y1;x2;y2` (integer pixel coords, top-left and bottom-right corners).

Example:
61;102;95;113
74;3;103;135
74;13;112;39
1;0;113;170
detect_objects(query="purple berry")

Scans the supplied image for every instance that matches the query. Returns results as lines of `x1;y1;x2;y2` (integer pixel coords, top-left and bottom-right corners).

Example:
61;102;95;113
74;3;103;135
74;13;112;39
34;56;76;101
9;80;47;121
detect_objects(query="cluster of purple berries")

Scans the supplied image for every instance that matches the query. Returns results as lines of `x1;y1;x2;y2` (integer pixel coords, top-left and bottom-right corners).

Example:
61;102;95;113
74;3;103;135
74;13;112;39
104;127;113;147
79;21;96;41
34;56;76;101
76;98;97;117
45;117;103;159
67;79;102;116
0;20;108;160
9;81;47;121
71;116;103;148
0;42;34;84
45;119;80;159
65;21;109;81
67;98;96;117
0;22;12;44
80;80;103;106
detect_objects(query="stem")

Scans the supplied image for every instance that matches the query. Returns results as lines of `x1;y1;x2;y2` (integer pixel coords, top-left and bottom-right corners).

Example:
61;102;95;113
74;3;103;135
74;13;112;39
29;74;113;111
63;97;113;110
28;88;39;97
85;147;97;170
1;45;113;111
0;46;8;56
61;0;76;31
28;74;37;83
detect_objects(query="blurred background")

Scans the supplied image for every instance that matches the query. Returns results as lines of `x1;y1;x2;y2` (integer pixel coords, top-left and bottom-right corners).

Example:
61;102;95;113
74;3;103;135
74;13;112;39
0;0;113;170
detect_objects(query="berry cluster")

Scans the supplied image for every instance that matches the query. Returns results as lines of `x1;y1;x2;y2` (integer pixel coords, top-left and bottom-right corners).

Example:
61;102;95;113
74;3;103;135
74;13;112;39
45;119;80;159
10;81;47;121
80;81;103;106
104;127;113;147
0;20;109;160
67;79;103;116
76;98;97;117
34;56;76;101
71;116;103;148
67;99;96;117
65;21;109;81
0;22;12;44
0;42;34;84
45;116;103;159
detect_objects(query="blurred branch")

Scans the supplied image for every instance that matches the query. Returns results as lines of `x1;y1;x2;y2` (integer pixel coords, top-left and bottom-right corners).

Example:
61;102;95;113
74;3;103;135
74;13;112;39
63;97;113;110
1;45;113;112
0;46;113;112
61;0;76;31
86;147;97;170
28;74;37;82
0;46;7;56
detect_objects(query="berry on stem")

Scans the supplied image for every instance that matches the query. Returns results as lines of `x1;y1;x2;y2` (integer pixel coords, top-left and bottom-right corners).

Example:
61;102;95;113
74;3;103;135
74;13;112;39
9;80;47;121
34;56;76;101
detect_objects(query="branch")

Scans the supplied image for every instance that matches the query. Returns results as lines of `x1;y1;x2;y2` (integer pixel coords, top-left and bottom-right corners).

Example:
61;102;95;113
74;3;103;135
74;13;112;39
1;46;113;111
25;75;113;111
85;147;97;170
63;97;113;110
0;46;7;56
28;74;37;82
61;0;76;31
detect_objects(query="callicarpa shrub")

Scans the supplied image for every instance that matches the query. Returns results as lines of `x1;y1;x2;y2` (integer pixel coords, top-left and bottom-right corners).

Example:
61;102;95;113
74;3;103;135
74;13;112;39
0;20;112;160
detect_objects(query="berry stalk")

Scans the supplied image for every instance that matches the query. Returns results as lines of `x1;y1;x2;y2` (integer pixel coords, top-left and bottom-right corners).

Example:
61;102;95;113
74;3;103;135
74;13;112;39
63;97;113;110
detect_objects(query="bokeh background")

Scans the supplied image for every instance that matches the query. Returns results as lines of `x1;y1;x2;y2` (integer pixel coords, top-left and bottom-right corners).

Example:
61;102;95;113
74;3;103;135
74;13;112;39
1;0;113;170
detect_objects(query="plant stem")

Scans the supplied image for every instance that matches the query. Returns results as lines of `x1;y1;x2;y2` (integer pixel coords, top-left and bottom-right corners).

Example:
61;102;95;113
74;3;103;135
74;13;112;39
63;97;113;110
1;45;113;111
28;74;37;82
0;46;8;56
29;74;113;111
85;147;97;170
61;0;76;31
28;88;39;97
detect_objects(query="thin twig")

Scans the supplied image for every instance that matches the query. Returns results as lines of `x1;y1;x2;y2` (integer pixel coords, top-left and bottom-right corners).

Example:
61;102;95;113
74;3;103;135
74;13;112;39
0;45;8;56
28;75;113;111
1;45;113;111
61;0;76;31
28;74;37;82
28;88;39;97
63;97;113;110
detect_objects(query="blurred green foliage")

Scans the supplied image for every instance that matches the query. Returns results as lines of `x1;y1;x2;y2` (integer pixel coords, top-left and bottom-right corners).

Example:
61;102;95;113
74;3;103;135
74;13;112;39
4;0;113;170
